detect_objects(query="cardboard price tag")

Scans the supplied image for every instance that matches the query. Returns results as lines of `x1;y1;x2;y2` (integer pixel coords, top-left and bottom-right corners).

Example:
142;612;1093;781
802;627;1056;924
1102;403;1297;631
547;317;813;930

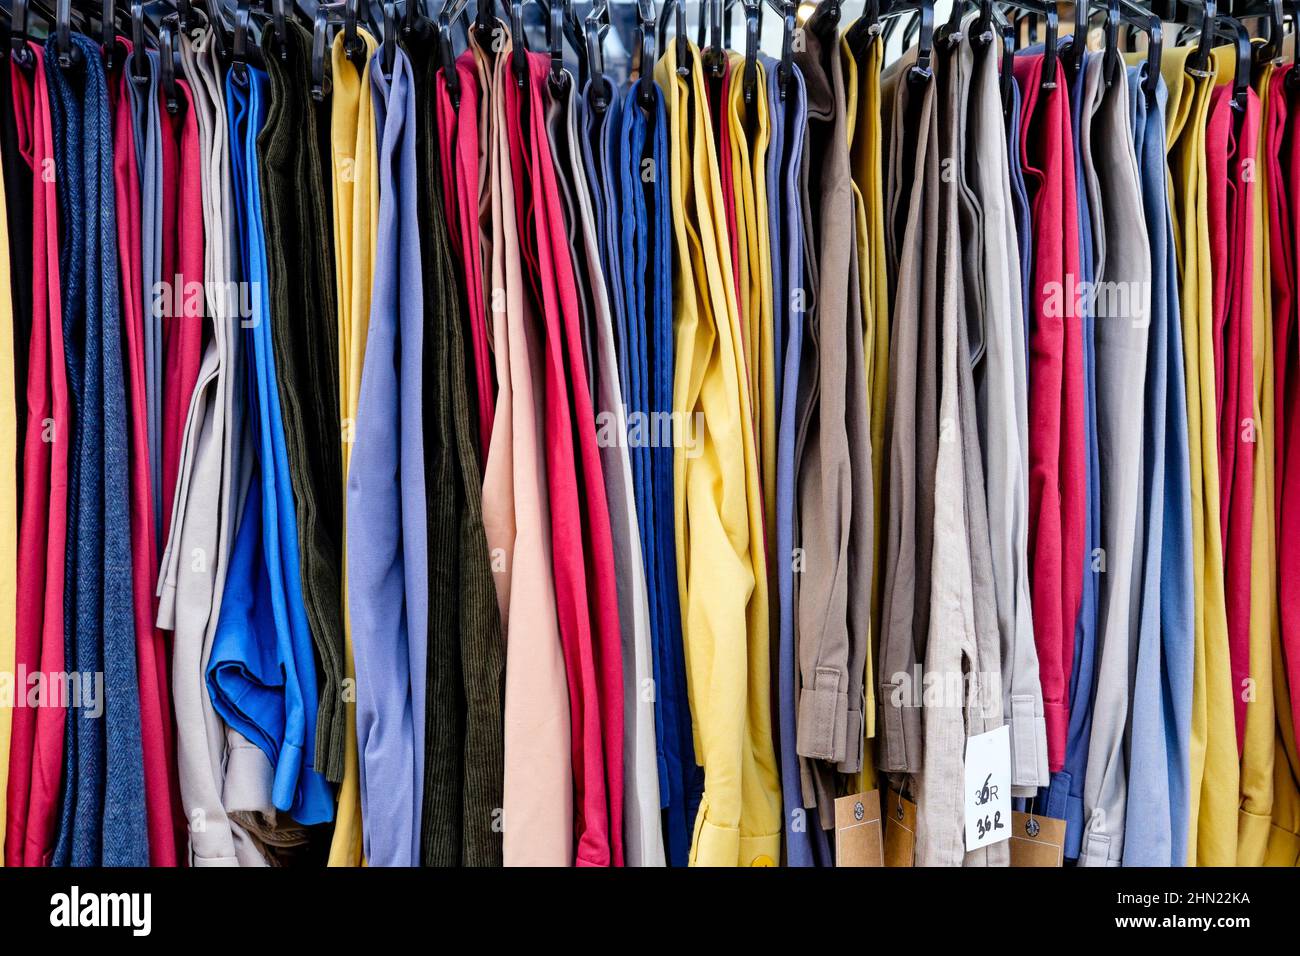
1009;811;1066;866
833;790;883;867
883;788;916;867
963;725;1011;850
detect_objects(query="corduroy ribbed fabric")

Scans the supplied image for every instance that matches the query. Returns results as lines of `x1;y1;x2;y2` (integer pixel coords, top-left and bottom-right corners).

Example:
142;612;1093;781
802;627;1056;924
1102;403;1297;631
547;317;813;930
408;35;504;867
109;41;182;867
259;21;346;786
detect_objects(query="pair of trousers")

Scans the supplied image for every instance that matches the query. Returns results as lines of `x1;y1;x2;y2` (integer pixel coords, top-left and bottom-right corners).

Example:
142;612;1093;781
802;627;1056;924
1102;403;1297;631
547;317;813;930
1121;60;1195;867
259;21;347;786
477;25;572;867
159;23;271;867
344;43;426;867
1075;53;1152;867
111;39;184;866
47;31;149;867
409;32;506;869
325;26;380;867
1162;45;1237;865
507;50;626;866
435;50;494;464
656;39;780;867
966;32;1049;799
5;45;70;867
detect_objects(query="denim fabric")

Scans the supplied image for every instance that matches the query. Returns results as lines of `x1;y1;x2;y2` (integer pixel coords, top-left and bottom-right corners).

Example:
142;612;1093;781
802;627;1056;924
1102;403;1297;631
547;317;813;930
47;31;149;867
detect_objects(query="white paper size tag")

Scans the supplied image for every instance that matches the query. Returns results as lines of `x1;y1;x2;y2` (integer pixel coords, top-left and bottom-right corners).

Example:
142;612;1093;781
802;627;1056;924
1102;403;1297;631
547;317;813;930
964;725;1011;851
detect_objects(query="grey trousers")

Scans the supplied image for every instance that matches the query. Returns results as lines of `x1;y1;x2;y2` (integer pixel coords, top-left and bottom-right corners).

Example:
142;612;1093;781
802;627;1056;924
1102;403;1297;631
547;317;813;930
1077;54;1152;867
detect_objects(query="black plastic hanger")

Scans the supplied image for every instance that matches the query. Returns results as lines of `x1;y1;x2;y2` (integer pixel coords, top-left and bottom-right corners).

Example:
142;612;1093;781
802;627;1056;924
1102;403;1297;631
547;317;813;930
159;11;183;111
1181;0;1250;105
991;4;1015;110
431;0;467;104
544;0;566;92
435;0;468;105
762;0;794;97
129;0;150;81
741;0;760;102
702;0;725;76
1182;0;1219;75
1064;0;1087;84
342;0;367;67
635;0;656;108
875;0;938;83
1231;0;1283;64
400;0;424;35
586;0;612;109
1088;0;1161;96
935;0;991;47
1216;12;1253;108
311;0;334;98
1100;0;1122;86
806;0;842;36
473;0;494;47
844;0;884;63
231;0;257;80
265;0;289;60
379;0;397;77
1106;0;1163;102
998;0;1058;90
1285;0;1300;88
657;0;690;76
508;0;526;86
7;0;43;68
54;0;83;67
